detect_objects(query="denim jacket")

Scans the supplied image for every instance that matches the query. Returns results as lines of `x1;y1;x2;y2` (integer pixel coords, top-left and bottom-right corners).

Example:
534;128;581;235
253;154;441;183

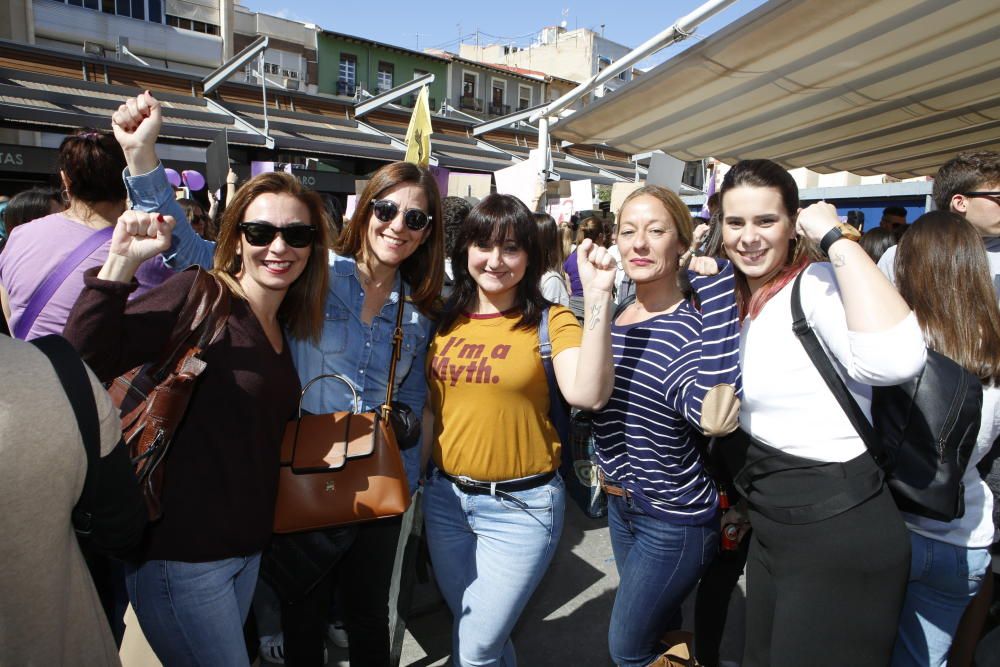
123;164;432;490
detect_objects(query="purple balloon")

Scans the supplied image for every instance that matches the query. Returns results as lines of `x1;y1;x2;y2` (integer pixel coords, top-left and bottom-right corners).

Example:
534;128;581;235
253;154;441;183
182;170;206;191
164;168;182;188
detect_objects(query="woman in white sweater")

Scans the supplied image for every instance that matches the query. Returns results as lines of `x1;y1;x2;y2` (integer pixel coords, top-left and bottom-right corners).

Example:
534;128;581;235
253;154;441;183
888;211;1000;667
717;159;926;667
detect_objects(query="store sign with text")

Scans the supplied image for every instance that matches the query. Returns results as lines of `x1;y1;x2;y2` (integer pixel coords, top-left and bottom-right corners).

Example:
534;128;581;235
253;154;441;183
0;145;58;173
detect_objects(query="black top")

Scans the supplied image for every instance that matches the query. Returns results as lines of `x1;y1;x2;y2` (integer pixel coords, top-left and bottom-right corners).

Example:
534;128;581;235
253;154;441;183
65;268;300;562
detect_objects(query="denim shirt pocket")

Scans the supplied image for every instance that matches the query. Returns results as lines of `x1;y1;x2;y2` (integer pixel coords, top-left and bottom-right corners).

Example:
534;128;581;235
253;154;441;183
321;304;350;354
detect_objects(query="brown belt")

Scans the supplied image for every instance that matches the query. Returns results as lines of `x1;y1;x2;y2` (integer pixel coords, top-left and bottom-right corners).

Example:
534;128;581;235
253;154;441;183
599;471;630;498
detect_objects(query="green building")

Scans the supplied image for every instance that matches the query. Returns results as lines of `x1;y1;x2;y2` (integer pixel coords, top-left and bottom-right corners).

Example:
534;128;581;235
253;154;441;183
317;31;448;109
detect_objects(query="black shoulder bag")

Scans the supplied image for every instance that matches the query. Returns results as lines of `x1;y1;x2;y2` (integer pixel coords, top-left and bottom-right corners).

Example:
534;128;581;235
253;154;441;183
790;271;982;521
31;335;147;556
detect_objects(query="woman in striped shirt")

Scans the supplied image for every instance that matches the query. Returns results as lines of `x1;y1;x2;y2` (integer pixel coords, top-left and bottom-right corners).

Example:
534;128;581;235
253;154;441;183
592;185;742;667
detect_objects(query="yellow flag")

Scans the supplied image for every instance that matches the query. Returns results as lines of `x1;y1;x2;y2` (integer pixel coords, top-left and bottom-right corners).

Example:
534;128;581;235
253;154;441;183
404;86;432;167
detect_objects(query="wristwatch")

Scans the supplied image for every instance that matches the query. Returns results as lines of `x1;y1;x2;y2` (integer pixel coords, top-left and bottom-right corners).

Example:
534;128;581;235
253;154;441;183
820;227;844;255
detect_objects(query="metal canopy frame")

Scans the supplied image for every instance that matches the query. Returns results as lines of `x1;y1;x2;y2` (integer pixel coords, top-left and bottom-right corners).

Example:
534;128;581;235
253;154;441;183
354;73;436;117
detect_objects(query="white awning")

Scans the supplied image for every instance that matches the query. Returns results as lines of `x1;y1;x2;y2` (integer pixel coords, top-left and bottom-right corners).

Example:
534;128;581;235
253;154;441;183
550;0;1000;178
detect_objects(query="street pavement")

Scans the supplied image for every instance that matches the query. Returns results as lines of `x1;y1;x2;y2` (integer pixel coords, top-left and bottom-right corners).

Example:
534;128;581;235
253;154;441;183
119;501;747;667
330;501;747;667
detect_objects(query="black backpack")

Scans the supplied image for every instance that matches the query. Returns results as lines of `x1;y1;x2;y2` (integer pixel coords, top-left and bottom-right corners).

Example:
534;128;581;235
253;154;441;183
791;272;982;521
31;335;147;557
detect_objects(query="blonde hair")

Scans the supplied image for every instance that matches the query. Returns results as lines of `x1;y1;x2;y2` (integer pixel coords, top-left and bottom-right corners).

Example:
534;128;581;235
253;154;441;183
617;185;694;249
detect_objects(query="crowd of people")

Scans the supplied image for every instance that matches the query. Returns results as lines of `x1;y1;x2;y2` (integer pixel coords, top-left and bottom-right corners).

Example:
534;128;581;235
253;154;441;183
0;86;998;667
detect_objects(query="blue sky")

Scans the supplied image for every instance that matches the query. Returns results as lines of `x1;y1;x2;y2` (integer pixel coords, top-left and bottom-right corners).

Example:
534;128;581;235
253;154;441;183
241;0;768;68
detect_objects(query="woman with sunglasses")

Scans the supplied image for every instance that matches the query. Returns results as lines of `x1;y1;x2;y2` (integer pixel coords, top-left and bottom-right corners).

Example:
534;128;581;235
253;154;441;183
109;92;443;666
424;194;616;667
63;170;331;665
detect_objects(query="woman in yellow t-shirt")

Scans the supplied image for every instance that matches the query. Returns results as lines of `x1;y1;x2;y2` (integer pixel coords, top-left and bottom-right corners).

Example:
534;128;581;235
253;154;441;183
423;193;616;666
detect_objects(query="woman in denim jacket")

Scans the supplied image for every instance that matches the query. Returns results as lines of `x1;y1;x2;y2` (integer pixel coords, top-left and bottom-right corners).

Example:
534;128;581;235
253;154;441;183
110;92;443;666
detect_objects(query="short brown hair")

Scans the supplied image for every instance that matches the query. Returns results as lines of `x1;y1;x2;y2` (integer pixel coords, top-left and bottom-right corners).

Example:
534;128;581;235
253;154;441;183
58;128;127;204
933;151;1000;213
213;172;330;342
334;162;444;316
895;211;1000;385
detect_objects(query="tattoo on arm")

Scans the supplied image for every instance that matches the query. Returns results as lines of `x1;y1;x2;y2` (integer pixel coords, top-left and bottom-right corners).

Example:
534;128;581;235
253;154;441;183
588;304;602;331
831;252;846;267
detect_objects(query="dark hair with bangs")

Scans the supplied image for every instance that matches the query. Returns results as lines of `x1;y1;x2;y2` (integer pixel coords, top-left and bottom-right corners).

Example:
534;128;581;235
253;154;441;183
440;193;547;334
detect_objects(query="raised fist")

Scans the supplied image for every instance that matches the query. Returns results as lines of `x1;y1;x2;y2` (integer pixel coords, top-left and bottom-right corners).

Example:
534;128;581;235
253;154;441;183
108;210;175;264
111;91;162;156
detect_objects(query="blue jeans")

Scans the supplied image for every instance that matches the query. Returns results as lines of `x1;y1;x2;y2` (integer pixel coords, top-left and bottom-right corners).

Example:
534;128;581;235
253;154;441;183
424;470;565;667
606;493;719;667
125;554;261;666
891;532;991;667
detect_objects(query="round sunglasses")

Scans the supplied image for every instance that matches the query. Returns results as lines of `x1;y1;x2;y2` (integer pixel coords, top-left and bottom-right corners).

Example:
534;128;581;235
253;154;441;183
372;199;432;231
238;222;317;248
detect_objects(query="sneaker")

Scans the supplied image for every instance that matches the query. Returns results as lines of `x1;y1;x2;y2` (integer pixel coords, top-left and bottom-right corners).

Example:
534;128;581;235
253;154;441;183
327;620;349;648
259;633;328;665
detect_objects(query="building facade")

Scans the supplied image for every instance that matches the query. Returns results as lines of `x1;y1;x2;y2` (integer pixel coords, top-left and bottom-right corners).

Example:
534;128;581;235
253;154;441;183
423;51;545;120
459;25;639;94
317;31;448;108
2;0;319;89
233;6;319;93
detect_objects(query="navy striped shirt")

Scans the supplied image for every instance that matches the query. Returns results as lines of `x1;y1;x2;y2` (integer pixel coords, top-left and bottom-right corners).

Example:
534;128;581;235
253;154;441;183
593;260;742;524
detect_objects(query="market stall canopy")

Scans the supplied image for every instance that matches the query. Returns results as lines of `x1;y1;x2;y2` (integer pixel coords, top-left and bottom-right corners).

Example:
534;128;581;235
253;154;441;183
550;0;1000;178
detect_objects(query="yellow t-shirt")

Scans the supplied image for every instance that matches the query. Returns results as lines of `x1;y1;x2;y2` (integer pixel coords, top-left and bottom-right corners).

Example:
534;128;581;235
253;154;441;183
429;306;582;481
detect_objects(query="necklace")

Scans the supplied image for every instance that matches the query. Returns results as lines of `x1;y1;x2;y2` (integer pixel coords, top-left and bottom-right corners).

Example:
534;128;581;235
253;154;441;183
357;265;392;291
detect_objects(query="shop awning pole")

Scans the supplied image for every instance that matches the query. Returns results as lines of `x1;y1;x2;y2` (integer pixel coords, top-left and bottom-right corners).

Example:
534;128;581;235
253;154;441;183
528;0;740;125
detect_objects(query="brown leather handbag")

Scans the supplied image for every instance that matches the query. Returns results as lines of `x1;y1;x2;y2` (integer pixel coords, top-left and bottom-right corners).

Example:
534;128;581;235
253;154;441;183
272;297;411;533
106;268;230;521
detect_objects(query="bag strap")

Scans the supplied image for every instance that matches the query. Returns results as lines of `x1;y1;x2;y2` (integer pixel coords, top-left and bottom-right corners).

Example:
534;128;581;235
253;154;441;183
381;287;407;419
790;271;888;466
14;226;114;339
30;334;102;535
539;306;572;444
151;268;230;381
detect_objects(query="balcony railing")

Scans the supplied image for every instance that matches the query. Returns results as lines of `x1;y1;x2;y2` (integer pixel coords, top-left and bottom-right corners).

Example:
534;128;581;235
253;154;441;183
337;80;356;96
459;95;482;112
489;102;511;116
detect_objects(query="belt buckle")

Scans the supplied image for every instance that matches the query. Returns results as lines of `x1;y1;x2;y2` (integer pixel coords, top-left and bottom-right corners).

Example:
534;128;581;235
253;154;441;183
455;475;485;492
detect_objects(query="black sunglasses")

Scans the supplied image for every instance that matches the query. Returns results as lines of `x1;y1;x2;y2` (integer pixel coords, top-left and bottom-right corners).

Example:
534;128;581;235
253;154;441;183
372;199;432;231
963;191;1000;205
238;222;317;248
